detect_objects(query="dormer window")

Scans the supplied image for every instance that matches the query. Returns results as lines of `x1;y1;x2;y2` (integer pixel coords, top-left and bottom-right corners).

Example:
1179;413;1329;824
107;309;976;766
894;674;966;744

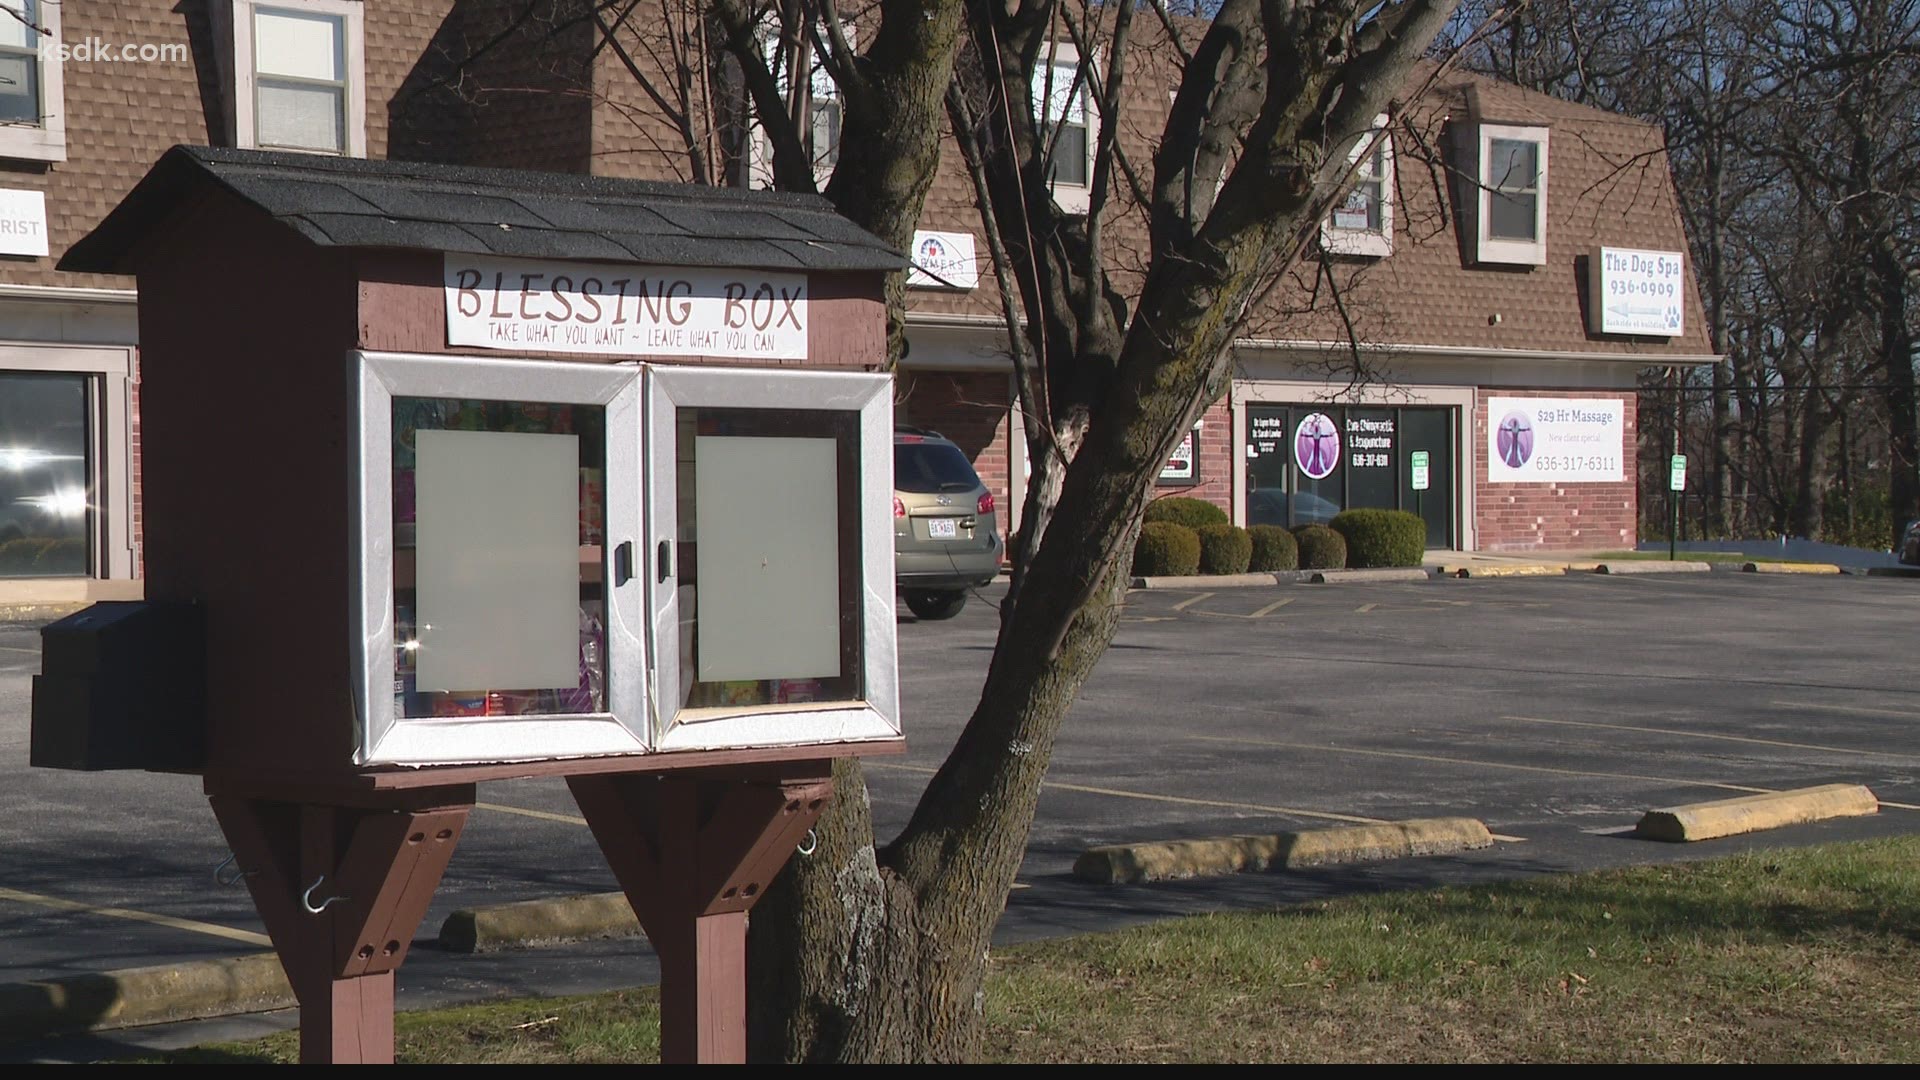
1322;115;1394;258
1466;122;1549;265
1032;43;1094;213
217;0;368;157
0;0;66;162
749;23;851;190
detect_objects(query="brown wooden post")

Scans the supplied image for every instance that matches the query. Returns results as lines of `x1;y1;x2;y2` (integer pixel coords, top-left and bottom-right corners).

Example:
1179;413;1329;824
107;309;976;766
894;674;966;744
568;763;833;1064
209;784;474;1064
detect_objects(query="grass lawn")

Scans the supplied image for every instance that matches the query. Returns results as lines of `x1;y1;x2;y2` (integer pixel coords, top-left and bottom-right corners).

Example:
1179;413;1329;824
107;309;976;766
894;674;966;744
154;837;1920;1064
1596;550;1818;564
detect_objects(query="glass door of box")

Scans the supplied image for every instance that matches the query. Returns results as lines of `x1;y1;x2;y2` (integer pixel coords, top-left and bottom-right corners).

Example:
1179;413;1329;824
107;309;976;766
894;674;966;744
354;352;644;767
645;365;899;752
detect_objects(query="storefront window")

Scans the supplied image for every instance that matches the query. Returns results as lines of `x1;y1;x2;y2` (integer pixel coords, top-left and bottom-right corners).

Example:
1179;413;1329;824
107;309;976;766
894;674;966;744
1244;403;1454;547
0;373;90;578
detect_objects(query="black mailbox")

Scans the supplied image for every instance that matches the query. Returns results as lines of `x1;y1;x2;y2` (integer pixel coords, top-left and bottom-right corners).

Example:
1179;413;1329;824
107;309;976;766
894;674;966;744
31;602;206;771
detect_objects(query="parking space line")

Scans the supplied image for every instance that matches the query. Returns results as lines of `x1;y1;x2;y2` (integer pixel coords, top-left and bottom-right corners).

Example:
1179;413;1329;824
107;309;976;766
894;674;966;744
0;644;39;654
1772;700;1920;720
475;801;589;826
1503;714;1920;762
1190;733;1920;812
1170;592;1215;612
868;760;1381;824
0;885;271;947
866;760;1524;840
1188;734;1776;794
1191;596;1296;620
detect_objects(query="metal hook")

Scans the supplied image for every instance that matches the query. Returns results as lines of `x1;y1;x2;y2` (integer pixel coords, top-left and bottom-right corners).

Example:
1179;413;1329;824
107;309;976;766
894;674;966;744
213;852;252;887
796;828;818;857
302;875;350;915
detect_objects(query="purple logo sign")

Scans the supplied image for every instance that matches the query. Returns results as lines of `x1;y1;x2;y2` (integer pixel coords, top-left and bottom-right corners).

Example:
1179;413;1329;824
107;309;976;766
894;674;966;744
1496;411;1535;468
1294;412;1340;480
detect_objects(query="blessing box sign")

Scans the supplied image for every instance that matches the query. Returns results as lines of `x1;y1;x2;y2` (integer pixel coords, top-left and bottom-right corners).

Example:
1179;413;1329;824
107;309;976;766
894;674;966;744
445;254;808;360
1486;397;1624;484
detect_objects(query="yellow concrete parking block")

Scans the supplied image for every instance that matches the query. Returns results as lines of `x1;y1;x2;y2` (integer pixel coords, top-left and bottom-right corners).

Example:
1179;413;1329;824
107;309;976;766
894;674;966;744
1634;783;1879;842
1073;818;1494;884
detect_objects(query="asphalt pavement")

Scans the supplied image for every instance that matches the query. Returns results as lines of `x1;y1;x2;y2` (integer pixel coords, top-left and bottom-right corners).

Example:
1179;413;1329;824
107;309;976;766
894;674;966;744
6;569;1920;1059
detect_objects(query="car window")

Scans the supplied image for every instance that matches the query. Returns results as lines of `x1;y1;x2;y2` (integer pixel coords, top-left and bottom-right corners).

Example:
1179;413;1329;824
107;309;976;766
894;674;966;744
895;441;980;493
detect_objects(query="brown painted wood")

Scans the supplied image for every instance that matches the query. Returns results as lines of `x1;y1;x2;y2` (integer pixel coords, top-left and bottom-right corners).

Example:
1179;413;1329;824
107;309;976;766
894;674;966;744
209;793;473;1064
568;765;833;1063
301;972;397;1065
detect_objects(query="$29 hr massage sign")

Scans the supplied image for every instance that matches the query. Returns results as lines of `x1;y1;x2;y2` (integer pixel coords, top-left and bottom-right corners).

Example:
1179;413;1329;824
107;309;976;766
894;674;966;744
1486;396;1624;483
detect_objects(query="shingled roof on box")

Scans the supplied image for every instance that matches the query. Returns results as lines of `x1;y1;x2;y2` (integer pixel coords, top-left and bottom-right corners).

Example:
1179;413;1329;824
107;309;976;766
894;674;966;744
61;146;904;275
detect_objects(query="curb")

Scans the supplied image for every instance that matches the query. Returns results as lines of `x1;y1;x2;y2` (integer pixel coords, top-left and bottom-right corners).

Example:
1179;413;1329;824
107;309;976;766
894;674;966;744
1634;783;1879;843
0;952;291;1043
1071;817;1494;885
1309;568;1432;584
1588;560;1715;575
1129;571;1295;589
1866;566;1920;578
1739;562;1843;575
1444;563;1570;579
439;891;640;953
0;603;86;625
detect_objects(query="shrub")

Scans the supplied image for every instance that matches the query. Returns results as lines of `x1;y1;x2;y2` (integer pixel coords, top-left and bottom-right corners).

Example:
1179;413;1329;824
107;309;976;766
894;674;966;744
1247;525;1298;572
1132;521;1201;577
1293;524;1347;570
1330;508;1427;568
1143;496;1228;530
1196;524;1253;575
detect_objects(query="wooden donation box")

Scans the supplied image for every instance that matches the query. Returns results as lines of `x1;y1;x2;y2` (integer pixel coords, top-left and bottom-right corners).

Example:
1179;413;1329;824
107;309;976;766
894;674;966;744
40;146;907;1063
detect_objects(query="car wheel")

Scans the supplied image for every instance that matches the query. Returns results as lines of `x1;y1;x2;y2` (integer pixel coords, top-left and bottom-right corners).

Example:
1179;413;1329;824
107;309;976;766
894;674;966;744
904;589;967;620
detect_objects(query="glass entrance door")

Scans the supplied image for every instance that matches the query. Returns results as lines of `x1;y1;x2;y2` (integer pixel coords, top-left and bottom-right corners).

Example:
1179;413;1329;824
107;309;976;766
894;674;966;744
1398;408;1454;548
1242;402;1455;548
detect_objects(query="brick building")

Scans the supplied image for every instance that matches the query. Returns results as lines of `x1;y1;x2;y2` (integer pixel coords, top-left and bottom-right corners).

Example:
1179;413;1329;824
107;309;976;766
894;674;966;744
0;3;1716;607
1;0;467;605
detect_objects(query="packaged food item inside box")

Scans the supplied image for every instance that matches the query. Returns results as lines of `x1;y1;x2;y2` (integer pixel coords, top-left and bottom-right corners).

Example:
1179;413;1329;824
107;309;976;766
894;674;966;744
579;467;605;546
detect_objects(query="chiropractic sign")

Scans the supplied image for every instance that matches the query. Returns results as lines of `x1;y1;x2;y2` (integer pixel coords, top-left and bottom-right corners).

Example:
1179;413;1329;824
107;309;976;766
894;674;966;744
1486;396;1624;484
445;255;808;360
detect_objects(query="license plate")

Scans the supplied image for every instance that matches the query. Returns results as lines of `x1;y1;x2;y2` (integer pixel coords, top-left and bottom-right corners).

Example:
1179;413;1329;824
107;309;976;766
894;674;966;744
927;518;959;540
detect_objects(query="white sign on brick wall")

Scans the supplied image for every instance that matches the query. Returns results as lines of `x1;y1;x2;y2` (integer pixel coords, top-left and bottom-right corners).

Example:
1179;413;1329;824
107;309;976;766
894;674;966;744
0;189;49;258
1487;397;1624;484
1589;246;1685;336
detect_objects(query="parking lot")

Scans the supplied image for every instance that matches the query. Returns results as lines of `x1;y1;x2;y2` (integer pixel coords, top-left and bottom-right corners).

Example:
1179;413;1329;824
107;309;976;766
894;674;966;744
5;570;1920;1040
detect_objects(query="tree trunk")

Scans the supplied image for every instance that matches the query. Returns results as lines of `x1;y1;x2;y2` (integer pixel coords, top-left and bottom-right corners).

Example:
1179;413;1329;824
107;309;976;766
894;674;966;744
742;0;1458;1061
1790;401;1831;539
1877;239;1918;543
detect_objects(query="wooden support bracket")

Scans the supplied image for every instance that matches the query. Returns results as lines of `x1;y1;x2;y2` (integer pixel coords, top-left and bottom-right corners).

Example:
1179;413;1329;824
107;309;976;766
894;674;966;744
209;786;472;1064
568;762;833;1063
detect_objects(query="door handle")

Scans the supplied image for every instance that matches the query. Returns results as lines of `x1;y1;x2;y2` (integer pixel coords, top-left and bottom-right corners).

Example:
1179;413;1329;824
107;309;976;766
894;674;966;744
656;540;673;582
613;541;634;586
